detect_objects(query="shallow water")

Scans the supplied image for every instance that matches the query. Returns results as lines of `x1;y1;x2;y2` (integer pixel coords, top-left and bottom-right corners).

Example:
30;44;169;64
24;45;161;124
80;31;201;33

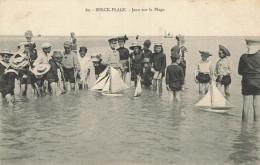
0;36;259;165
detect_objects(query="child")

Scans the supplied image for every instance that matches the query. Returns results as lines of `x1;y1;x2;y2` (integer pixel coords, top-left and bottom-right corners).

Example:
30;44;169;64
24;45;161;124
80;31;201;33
194;51;213;94
0;53;29;104
141;58;154;87
151;42;166;92
117;35;130;82
0;50;13;77
166;53;184;101
215;45;232;96
129;41;144;86
238;39;260;122
143;40;152;60
46;51;64;94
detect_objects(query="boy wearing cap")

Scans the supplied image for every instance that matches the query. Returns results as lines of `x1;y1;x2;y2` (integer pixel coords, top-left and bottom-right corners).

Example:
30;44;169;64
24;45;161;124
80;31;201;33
34;42;51;66
171;35;188;78
166;53;184;101
0;50;13;77
194;51;214;94
61;41;80;91
215;45;232;96
46;51;64;94
151;42;166;92
238;39;260;122
101;38;123;75
117;35;130;82
129;41;144;86
0;53;29;104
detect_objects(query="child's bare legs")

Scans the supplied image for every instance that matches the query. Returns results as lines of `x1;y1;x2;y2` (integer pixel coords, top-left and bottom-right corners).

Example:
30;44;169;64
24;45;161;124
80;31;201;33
199;83;203;94
158;79;162;92
121;71;127;82
253;95;259;122
168;91;174;102
5;94;15;104
216;82;222;90
20;84;27;96
63;81;68;91
175;91;181;101
70;83;75;91
204;83;209;94
50;82;57;94
153;79;157;91
224;85;230;96
242;95;251;122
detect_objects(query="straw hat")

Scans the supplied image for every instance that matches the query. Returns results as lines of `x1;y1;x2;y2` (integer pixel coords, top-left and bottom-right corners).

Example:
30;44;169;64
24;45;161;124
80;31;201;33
41;42;51;49
108;38;118;43
52;51;62;58
10;53;29;69
199;51;212;56
91;55;101;62
31;63;51;76
0;49;14;57
64;41;72;48
25;30;33;38
129;41;142;50
219;45;230;56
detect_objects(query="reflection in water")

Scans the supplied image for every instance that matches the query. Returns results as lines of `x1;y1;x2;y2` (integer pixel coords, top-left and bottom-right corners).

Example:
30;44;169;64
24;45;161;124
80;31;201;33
228;123;260;164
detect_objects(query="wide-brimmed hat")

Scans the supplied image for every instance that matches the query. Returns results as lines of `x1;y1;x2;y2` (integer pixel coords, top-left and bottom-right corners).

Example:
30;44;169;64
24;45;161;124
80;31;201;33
31;63;51;76
143;40;151;46
41;42;51;49
64;41;72;48
129;41;142;50
142;58;150;63
219;45;230;56
108;38;118;43
0;49;14;57
91;55;101;62
199;51;212;57
25;30;33;38
245;39;260;46
10;53;29;69
117;35;129;42
176;34;185;42
52;51;62;58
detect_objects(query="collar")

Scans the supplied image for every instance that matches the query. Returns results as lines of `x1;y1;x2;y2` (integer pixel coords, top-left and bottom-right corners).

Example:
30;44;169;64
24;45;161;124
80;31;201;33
5;68;18;75
0;60;10;68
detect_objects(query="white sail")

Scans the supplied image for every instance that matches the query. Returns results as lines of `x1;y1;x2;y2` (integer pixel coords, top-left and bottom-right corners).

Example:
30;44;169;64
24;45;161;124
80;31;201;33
110;67;128;93
102;77;110;92
92;67;109;87
134;75;142;97
90;76;109;91
196;81;232;109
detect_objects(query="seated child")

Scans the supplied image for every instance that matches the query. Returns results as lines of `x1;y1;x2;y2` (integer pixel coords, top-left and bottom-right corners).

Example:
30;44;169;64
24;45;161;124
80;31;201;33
166;53;184;101
194;51;213;94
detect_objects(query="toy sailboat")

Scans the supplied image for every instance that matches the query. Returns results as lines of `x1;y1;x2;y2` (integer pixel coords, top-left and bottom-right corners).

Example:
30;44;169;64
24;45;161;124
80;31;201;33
90;66;129;96
134;75;142;97
196;81;233;113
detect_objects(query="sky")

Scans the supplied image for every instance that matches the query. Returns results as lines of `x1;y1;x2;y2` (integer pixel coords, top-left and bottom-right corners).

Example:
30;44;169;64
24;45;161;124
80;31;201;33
0;0;260;36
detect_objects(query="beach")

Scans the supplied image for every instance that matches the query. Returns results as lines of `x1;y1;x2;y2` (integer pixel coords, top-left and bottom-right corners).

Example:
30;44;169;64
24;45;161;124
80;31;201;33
0;35;259;165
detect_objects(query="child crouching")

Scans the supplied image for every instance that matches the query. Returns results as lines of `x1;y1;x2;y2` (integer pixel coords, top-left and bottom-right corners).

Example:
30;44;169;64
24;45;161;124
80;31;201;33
166;53;184;101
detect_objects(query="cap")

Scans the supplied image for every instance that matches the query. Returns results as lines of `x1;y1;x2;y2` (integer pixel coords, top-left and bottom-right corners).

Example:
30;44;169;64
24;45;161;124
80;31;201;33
199;51;212;56
41;42;51;49
52;51;62;58
108;38;118;43
64;41;72;48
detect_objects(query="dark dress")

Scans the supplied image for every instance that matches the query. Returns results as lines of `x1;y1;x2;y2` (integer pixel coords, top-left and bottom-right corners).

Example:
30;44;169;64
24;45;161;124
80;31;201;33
0;67;18;97
151;52;166;78
117;47;130;71
130;51;144;81
238;52;260;95
143;49;153;60
166;64;184;91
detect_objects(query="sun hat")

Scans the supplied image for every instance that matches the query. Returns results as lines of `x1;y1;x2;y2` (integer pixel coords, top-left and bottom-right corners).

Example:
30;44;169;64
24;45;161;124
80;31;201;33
245;39;260;46
41;42;51;49
9;53;29;69
52;51;62;58
0;49;14;57
31;63;51;76
25;30;33;38
176;34;185;42
108;38;118;43
64;41;72;48
219;45;230;56
129;41;142;50
143;40;151;46
117;35;129;42
199;51;212;56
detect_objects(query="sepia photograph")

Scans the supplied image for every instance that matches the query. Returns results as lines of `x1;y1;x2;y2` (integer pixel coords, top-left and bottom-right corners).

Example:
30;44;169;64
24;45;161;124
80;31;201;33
0;0;260;164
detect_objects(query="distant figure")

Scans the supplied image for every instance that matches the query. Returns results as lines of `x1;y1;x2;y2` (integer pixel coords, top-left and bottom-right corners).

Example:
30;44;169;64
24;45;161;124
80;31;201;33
70;32;77;53
151;42;166;92
194;51;213;94
238;39;260;122
117;35;130;82
166;52;184;102
171;35;188;78
215;45;232;96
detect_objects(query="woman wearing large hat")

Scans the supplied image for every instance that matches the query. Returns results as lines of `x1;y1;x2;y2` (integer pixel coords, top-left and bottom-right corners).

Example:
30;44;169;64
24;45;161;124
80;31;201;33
0;53;29;104
129;41;144;86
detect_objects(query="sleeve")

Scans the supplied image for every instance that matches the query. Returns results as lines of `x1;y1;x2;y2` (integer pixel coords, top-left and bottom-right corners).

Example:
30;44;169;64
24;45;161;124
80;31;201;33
214;60;219;76
166;67;169;85
7;73;16;95
194;63;199;78
100;50;109;66
226;58;232;75
160;54;166;73
238;55;245;76
179;67;184;85
73;54;81;70
209;62;214;77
